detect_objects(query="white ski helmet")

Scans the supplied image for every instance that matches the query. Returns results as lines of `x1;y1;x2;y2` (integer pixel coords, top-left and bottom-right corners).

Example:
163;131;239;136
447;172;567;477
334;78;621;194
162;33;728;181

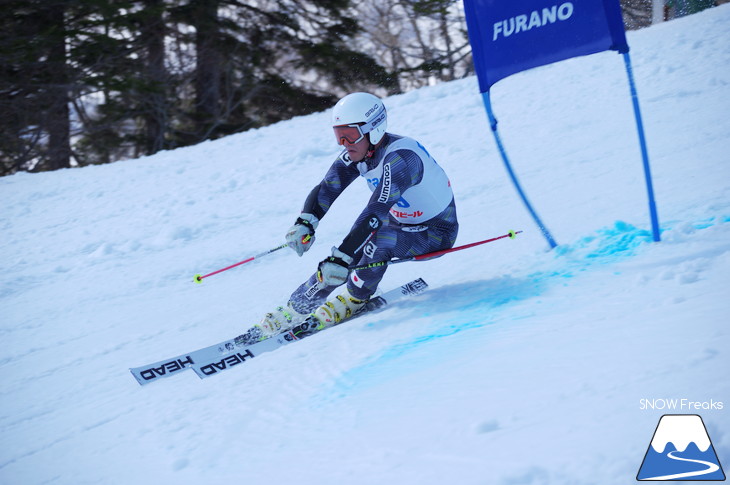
331;92;387;145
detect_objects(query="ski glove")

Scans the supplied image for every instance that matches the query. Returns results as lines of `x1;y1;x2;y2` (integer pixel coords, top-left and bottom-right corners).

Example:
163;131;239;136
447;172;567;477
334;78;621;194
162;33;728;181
317;247;354;286
286;213;318;256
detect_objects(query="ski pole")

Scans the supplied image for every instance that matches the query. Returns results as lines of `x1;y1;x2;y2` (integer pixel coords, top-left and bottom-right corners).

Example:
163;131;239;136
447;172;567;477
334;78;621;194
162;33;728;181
351;230;522;272
193;236;309;284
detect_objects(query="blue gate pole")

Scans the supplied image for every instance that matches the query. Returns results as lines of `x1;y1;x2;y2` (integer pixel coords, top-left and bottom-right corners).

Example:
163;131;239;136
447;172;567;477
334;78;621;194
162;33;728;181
623;52;661;242
481;91;558;249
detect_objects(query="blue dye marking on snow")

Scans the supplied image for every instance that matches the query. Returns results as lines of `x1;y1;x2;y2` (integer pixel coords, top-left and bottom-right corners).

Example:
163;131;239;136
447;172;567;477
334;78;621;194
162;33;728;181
321;277;544;400
327;321;486;397
327;222;659;397
683;215;723;230
555;221;654;261
319;218;726;401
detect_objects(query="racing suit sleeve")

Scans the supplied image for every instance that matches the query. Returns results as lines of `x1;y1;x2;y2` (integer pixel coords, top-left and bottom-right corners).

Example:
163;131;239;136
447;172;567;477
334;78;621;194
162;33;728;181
301;154;360;220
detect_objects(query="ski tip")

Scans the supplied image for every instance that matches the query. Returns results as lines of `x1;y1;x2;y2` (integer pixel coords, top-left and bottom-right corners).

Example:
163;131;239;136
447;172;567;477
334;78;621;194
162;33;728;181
194;274;204;284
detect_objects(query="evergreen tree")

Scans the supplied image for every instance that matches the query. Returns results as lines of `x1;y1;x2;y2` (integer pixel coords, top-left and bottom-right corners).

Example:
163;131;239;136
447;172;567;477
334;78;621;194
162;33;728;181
2;0;395;175
139;0;169;154
1;1;72;174
169;0;395;145
71;0;176;165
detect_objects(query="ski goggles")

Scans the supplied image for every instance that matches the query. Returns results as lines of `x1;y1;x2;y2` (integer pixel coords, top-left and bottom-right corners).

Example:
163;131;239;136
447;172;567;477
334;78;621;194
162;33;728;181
333;123;366;145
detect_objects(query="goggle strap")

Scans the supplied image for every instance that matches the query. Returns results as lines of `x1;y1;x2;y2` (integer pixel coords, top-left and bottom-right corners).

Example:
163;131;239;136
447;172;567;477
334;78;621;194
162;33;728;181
360;105;386;134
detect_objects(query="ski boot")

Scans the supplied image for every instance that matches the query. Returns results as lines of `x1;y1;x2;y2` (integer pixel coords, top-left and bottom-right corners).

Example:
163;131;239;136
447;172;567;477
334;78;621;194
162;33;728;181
234;302;307;347
290;287;368;338
313;287;367;326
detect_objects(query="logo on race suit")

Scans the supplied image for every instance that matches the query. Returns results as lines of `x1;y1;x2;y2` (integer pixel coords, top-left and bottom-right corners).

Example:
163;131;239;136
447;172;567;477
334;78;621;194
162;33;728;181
350;271;365;288
304;283;320;300
368;177;410;208
363;241;377;258
369;217;379;229
390;209;424;219
637;414;726;481
339;150;354;165
493;3;574;41
401;224;429;233
378;163;391;203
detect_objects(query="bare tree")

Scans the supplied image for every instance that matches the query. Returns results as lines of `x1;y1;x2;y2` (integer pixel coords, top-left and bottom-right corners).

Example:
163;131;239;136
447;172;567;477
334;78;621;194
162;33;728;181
621;0;654;29
352;0;472;94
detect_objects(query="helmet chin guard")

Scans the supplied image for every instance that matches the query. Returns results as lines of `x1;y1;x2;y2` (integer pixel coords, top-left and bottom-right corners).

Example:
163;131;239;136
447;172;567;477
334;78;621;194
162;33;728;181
331;93;387;145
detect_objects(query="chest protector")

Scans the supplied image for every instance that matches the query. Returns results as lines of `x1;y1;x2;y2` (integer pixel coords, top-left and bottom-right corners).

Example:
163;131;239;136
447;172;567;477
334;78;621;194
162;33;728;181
358;137;453;224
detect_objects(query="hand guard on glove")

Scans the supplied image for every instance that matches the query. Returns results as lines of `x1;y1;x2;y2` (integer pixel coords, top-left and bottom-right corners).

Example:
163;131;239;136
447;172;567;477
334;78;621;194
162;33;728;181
286;213;318;256
317;247;354;286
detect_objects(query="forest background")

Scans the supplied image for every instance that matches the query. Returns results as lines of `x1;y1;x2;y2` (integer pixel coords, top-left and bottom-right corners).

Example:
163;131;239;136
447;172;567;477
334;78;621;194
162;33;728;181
0;0;718;176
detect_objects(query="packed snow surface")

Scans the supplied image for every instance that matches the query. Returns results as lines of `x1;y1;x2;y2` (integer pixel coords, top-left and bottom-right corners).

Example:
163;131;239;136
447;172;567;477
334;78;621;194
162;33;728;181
2;6;729;485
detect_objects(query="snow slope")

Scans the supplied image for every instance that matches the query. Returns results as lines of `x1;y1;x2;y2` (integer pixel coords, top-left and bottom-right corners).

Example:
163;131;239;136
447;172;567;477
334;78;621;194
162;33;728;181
2;6;729;484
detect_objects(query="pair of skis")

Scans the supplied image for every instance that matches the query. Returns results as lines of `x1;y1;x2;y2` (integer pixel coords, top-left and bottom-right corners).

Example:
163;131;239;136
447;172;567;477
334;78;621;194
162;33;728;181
130;278;428;386
131;229;522;386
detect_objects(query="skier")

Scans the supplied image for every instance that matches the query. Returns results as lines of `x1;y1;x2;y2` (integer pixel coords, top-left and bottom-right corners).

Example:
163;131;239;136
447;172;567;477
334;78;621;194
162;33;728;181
241;92;458;342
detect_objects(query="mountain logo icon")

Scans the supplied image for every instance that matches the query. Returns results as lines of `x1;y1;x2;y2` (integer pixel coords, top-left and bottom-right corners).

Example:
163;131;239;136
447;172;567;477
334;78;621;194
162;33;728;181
637;414;726;481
